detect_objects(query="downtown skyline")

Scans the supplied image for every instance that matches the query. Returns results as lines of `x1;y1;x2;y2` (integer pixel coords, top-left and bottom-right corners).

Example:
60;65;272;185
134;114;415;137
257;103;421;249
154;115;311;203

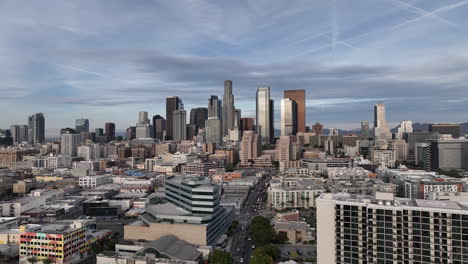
1;0;468;135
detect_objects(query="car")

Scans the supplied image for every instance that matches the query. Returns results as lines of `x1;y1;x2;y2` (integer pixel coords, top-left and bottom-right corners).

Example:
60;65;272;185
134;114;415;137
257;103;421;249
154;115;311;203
252;245;255;249
248;237;251;241
240;258;244;263
237;248;240;252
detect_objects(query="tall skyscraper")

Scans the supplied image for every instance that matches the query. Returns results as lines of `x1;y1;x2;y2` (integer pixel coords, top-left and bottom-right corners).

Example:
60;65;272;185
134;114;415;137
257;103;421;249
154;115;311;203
75;118;89;133
186;124;196;140
284;90;306;133
126;126;136;140
205;117;222;144
234;109;241;129
152;115;166;140
373;103;391;140
10;125;28;144
0;129;12;146
280;98;298;136
208;95;222;119
95;128;104;137
256;86;274;144
60;132;80;157
166;96;182;140
105;123;115;140
28;113;45;144
136;111;152;139
222;80;235;136
60;128;76;134
361;120;370;138
190;107;208;131
136;124;151;139
173;109;187;141
138;111;149;124
240;118;254;133
396;120;413;139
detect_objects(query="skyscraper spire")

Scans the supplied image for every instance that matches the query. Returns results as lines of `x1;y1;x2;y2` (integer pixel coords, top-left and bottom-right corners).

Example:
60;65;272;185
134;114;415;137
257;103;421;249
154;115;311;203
222;80;235;136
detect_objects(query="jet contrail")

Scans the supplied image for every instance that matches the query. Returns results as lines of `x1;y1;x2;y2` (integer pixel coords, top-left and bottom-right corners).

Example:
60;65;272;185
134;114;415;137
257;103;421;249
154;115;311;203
389;0;456;27
331;0;338;56
57;64;132;84
393;0;468;29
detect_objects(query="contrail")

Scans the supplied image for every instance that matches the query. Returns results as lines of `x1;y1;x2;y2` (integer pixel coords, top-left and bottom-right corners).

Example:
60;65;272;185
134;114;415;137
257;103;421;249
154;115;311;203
57;64;133;84
338;41;355;49
389;0;456;27
331;0;338;56
393;0;468;29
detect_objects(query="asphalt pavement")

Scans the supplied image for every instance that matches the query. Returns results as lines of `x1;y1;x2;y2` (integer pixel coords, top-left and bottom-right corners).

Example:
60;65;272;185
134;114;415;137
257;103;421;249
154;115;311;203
229;172;272;263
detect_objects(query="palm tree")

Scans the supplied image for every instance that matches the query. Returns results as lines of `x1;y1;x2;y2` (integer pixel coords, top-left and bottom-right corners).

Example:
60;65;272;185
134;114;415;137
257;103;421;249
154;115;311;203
27;257;38;264
42;258;53;264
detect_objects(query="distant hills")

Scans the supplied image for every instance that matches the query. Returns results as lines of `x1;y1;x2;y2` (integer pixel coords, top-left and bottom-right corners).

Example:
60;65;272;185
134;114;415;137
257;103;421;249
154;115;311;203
321;122;468;136
391;122;468;134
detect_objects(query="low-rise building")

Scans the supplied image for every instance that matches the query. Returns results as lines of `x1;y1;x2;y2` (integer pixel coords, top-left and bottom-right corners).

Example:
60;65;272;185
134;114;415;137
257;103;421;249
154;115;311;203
78;175;110;188
19;221;111;264
268;178;324;210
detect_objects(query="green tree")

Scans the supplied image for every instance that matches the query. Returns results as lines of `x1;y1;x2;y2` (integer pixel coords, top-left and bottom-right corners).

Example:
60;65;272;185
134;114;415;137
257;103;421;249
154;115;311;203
251;216;270;228
273;231;288;244
226;220;239;236
42;259;53;264
209;250;234;264
90;242;104;254
27;257;38;264
251;251;273;264
250;216;276;246
103;239;117;251
255;244;281;260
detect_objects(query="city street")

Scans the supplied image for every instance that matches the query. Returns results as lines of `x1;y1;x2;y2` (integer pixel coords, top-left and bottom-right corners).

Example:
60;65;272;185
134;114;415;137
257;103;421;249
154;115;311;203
229;172;271;263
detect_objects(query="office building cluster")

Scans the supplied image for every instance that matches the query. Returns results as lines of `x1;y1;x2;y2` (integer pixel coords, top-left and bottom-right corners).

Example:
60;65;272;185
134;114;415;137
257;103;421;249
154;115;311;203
0;80;467;264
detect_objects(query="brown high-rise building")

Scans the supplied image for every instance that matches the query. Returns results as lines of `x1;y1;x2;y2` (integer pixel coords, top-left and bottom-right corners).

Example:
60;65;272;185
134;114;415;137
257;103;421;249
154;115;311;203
284;90;306;133
240;118;254;133
105;123;116;140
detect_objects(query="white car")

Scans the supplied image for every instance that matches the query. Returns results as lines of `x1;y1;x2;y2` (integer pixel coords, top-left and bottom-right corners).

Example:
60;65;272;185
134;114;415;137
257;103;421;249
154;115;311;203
252;245;255;249
240;258;244;263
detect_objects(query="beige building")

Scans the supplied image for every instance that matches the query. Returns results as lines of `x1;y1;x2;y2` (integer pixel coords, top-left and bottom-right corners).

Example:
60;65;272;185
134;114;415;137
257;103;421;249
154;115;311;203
13;180;34;194
0;229;20;244
274;221;314;244
125;222;208;246
240;131;260;162
268;178;324;209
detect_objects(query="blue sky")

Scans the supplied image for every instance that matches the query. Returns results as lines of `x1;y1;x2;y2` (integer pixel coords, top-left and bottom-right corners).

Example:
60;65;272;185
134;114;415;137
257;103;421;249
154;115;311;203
1;0;468;136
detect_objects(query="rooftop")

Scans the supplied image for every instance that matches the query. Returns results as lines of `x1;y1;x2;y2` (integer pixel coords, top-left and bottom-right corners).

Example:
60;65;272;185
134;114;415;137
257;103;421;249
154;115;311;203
319;193;468;213
143;235;201;261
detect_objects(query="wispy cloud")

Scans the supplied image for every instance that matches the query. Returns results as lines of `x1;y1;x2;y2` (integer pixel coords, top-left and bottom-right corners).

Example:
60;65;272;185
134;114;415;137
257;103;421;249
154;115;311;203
0;0;467;133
